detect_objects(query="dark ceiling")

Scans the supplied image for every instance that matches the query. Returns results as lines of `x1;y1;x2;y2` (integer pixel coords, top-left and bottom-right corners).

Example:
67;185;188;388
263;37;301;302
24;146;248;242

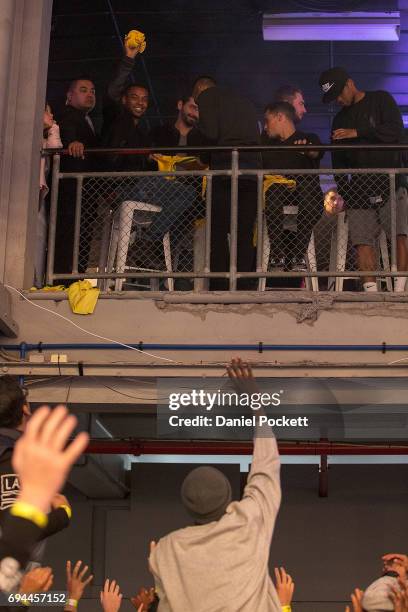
48;0;407;140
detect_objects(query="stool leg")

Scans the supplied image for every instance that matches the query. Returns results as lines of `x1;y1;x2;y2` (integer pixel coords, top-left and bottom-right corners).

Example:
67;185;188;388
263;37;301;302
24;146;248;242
306;231;319;291
379;229;393;292
163;232;174;291
259;223;270;291
106;215;119;291
335;212;348;292
193;222;207;292
115;202;134;291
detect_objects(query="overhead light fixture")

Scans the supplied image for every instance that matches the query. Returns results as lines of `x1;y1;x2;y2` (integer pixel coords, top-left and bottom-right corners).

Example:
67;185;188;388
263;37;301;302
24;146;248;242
263;12;400;41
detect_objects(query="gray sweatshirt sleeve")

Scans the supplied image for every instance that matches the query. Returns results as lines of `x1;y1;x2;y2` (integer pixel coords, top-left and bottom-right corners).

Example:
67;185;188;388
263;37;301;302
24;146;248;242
242;422;281;534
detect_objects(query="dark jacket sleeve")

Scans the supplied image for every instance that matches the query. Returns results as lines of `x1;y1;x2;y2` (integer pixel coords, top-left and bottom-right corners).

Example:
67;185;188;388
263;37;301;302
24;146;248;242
103;56;137;137
107;56;136;103
0;513;42;566
59;112;81;148
39;507;70;540
331;116;351;198
197;88;219;143
357;91;403;143
306;132;324;165
0;513;43;592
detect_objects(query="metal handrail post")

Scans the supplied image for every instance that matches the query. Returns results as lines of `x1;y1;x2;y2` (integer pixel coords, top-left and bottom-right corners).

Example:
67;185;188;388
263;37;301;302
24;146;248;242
389;172;398;273
72;176;84;273
46;154;60;286
229;150;239;291
204;174;212;274
256;173;264;273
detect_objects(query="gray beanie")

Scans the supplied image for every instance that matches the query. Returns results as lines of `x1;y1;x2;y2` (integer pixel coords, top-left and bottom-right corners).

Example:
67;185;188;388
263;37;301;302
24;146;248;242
181;466;232;524
362;575;399;612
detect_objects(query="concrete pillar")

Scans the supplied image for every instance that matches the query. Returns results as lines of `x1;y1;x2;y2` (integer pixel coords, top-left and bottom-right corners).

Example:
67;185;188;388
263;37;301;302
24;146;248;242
0;0;17;280
0;0;52;288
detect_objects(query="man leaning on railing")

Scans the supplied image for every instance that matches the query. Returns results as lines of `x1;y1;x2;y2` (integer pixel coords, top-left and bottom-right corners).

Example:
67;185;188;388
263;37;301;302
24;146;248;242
55;77;101;280
262;101;322;278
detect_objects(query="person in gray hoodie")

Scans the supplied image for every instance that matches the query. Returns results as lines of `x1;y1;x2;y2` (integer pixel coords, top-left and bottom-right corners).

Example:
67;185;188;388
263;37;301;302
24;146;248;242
149;358;282;612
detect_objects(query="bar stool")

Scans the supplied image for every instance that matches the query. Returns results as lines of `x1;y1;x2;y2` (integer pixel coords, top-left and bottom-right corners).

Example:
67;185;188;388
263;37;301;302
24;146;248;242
107;200;174;291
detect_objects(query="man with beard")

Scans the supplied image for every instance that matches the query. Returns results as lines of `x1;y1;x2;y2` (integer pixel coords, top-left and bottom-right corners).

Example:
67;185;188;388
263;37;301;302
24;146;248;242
272;85;307;123
146;96;209;275
151;95;206;149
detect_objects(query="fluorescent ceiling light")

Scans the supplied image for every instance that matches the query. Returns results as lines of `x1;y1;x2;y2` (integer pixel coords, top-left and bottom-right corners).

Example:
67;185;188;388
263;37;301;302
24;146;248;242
263;12;400;41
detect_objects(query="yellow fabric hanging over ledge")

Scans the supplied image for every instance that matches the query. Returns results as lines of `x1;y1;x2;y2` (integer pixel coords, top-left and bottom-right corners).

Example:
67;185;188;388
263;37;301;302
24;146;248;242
67;280;100;315
30;282;99;314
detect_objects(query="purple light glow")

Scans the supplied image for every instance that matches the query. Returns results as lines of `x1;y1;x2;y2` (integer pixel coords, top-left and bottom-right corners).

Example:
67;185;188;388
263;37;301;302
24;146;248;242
263;12;400;41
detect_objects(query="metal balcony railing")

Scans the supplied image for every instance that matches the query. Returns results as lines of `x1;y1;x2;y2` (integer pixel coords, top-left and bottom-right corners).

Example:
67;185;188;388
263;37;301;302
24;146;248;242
43;144;408;294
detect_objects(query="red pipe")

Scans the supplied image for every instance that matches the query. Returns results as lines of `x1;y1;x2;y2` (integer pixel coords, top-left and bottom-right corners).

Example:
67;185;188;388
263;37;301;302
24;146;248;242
85;439;408;456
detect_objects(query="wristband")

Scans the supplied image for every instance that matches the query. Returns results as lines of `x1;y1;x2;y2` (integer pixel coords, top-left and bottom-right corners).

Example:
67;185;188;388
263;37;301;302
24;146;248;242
67;599;78;608
282;606;291;612
59;504;72;520
10;502;48;529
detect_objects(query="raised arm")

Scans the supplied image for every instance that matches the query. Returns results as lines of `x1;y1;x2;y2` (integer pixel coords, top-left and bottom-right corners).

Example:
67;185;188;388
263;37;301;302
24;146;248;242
227;358;281;530
107;37;142;103
0;406;88;592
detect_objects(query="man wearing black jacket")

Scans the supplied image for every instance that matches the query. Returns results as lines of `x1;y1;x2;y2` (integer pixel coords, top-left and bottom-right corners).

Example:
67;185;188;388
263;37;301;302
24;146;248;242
319;67;408;292
193;76;261;290
102;41;151;171
0;405;88;598
0;377;71;560
263;102;322;271
56;78;101;277
149;96;209;237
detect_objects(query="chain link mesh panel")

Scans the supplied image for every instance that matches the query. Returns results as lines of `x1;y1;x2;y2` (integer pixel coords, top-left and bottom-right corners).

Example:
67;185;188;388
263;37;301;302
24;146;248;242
52;170;400;290
261;172;396;290
61;174;205;287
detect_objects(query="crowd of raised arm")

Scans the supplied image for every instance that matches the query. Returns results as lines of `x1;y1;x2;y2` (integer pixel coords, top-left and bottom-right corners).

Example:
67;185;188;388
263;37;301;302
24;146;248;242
0;362;407;610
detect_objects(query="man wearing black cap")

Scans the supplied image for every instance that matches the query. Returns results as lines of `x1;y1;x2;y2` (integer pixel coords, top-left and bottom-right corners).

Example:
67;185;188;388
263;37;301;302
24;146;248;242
149;359;282;612
318;67;408;292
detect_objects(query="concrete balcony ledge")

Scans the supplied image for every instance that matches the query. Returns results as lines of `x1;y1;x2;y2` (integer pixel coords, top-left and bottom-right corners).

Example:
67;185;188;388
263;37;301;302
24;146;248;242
19;288;408;304
1;287;408;379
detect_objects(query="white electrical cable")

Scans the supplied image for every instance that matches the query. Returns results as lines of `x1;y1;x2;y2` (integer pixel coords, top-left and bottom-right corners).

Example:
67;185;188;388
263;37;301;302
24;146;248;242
5;285;178;364
388;356;408;366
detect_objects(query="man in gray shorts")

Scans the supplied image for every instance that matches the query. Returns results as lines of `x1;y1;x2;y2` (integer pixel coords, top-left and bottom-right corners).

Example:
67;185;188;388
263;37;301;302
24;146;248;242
318;66;408;292
349;188;408;250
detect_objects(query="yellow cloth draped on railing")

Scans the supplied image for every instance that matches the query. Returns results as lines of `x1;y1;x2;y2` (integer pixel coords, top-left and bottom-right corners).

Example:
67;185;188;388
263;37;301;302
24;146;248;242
155;154;199;173
154;154;208;198
263;174;296;196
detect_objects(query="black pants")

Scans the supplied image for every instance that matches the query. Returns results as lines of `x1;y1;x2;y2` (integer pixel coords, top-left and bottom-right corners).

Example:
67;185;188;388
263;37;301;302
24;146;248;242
210;177;257;290
266;181;321;262
54;179;96;282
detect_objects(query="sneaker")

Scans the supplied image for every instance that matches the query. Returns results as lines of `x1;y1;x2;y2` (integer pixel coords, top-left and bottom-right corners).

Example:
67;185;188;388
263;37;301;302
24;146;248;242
270;257;286;271
290;258;307;272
